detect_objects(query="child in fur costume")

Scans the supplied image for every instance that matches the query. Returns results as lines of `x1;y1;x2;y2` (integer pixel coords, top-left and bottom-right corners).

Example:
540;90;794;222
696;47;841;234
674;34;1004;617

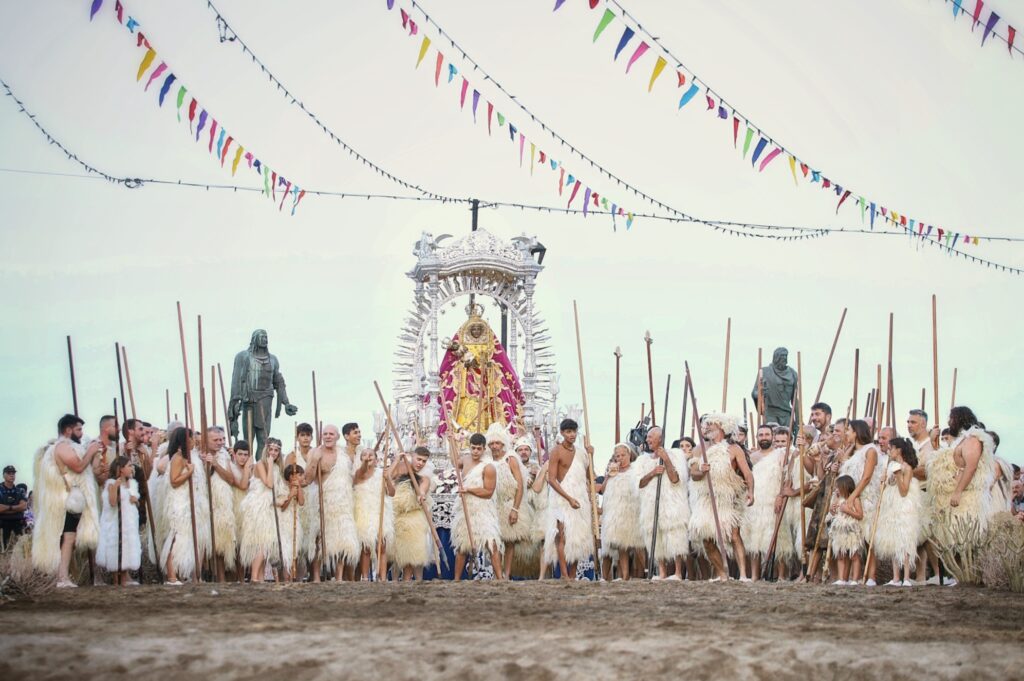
828;475;863;585
96;456;141;585
486;424;531;579
873;438;920;586
161;427;211;585
240;439;302;582
389;447;436;581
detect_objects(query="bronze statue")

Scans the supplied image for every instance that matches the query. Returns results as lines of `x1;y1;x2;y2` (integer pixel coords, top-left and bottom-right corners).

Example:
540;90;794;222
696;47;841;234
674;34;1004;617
228;329;297;458
751;347;798;428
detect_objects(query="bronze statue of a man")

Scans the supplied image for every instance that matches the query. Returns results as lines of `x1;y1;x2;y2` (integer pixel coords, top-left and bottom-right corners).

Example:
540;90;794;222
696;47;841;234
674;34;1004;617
228;329;297;458
751;347;798;428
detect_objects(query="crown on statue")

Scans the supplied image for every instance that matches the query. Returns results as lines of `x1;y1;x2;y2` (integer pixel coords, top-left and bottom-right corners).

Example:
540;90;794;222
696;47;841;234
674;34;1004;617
464;302;485;318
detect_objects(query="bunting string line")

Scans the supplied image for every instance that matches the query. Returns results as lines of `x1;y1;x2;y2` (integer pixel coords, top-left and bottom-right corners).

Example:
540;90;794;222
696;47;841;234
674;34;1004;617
932;0;1023;59
202;0;466;204
571;0;1006;250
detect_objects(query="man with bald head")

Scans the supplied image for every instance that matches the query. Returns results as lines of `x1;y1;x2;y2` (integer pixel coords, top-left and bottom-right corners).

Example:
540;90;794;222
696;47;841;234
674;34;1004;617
305;424;359;581
877;426;896;455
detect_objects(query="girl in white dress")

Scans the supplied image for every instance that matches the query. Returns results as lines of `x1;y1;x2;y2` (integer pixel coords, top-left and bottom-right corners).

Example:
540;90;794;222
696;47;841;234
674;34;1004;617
241;439;302;582
873;438;920;586
97;456;141;584
597;443;643;580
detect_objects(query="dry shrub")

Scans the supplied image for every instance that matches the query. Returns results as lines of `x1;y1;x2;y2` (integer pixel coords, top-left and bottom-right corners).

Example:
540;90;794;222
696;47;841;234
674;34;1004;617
978;512;1024;592
0;534;55;601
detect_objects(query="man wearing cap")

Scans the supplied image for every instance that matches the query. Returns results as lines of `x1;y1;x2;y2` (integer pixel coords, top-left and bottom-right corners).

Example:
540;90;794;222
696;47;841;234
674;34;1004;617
0;465;28;548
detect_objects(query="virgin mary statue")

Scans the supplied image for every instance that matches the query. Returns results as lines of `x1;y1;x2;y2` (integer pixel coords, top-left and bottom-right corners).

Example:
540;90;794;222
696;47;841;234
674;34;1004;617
437;304;525;437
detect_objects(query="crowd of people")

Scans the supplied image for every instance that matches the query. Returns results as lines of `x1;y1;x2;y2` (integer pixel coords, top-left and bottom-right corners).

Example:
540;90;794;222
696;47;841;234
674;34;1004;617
16;400;1022;588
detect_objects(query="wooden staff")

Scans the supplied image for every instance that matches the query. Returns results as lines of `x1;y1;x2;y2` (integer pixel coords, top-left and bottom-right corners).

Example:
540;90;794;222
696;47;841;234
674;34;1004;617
210;366;217;425
921;388;926;411
217;364;231;445
175;302;196;430
197;316;217;579
862;458;889;585
121;345;137;419
722;317;731;412
292;494;299;581
374;385;446;573
312;370;321;446
614;347;622;444
852;349;860;419
806;444;847;580
66;336;79;416
185;437;201;584
874;364;882;437
931;294;940;428
375;434;391;581
950;368;958;410
756;348;765;424
682;374;693;442
885;313;894;428
117;483;123;578
115;342;128;422
684;362;728;558
572;302;601;577
265;424;285;578
814;308;848;404
165;389;171;424
797;351;806;570
643;331;663;578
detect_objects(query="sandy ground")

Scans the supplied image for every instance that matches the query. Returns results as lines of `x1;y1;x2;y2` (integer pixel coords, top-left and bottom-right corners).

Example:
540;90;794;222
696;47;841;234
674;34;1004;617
1;581;1022;680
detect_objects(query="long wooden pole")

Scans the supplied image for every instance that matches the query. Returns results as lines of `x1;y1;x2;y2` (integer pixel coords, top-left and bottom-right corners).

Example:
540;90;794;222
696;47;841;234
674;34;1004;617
886;313;894;429
931;294;940;426
210;366;217;425
115;342;128;422
921;388;926;411
197;316;218;580
950;368;958;411
796;351;806;571
165;389;171;424
814;308;848;404
613;347;622;444
722;317;731;412
217;364;231;445
66;336;79;416
684;362;727;557
874;364;882;437
645;331;656;428
852;349;860;419
312;370;321;446
121;346;137;419
643;331;663;578
175;302;196;431
573;302;601;573
440;401;476;563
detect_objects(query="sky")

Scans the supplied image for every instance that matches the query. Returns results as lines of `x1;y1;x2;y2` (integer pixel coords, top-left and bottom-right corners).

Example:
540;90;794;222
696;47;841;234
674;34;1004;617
1;0;1022;482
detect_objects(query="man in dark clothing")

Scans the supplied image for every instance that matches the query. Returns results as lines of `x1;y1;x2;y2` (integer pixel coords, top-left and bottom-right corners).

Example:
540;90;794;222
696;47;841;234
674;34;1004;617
0;465;29;547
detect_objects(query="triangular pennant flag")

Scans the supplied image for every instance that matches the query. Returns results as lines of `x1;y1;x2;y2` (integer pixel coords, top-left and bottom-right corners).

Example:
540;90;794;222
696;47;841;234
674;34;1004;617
416;36;431;68
157;74;176;106
1009;26;1017;53
836;189;852;213
787;155;798;185
677;83;699;109
677;71;686;87
220;136;233;166
732;117;740;147
626;212;634;229
519;133;526;167
409;20;417;36
434;52;443;86
972;0;983;30
487;102;493;135
750;137;769;167
589;0;599;8
175;87;187;121
973;236;979;245
539;150;546;164
195;110;208;141
187;98;197;131
136;48;157;82
558;167;565;195
705;95;715;110
215;127;225;157
870;202;877;229
583;187;591;216
811;171;821;183
648;56;667;91
717;105;727;119
460;78;469;109
550;159;558;170
553;0;566;10
400;9;409;29
208;120;218;153
800;162;809;177
114;0;123;23
741;128;755;159
982;11;999;45
231;146;244;176
448;63;457;83
472;90;480;123
953;0;963;17
567;179;582;207
144;62;167;91
593;8;615;41
509;123;517;142
90;0;104;21
530;143;535;175
625;41;650;73
757;147;782;171
497;112;505;127
614;27;635;60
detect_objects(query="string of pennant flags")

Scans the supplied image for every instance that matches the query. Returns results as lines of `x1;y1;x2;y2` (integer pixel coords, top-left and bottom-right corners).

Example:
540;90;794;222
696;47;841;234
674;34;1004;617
554;0;997;251
88;0;307;214
5;73;1024;273
936;0;1022;59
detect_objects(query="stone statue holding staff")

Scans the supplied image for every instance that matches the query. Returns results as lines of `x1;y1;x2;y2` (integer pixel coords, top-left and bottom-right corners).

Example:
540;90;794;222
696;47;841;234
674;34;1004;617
751;347;798;428
228;329;297;458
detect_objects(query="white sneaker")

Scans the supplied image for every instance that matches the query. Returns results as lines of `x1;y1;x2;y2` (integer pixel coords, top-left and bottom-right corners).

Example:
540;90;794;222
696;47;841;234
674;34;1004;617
925;575;941;586
56;579;78;589
865;579;877;587
901;580;914;587
708;576;725;583
886;579;902;586
164;580;183;586
665;574;681;581
739;576;752;583
612;577;623;582
832;579;846;585
650;575;662;581
945;577;958;587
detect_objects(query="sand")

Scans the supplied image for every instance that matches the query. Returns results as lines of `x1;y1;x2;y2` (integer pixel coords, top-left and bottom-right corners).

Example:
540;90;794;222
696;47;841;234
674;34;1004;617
1;580;1022;680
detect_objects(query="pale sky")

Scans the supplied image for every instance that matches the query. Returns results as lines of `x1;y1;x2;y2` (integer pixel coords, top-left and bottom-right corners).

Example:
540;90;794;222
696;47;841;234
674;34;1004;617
1;0;1022;481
